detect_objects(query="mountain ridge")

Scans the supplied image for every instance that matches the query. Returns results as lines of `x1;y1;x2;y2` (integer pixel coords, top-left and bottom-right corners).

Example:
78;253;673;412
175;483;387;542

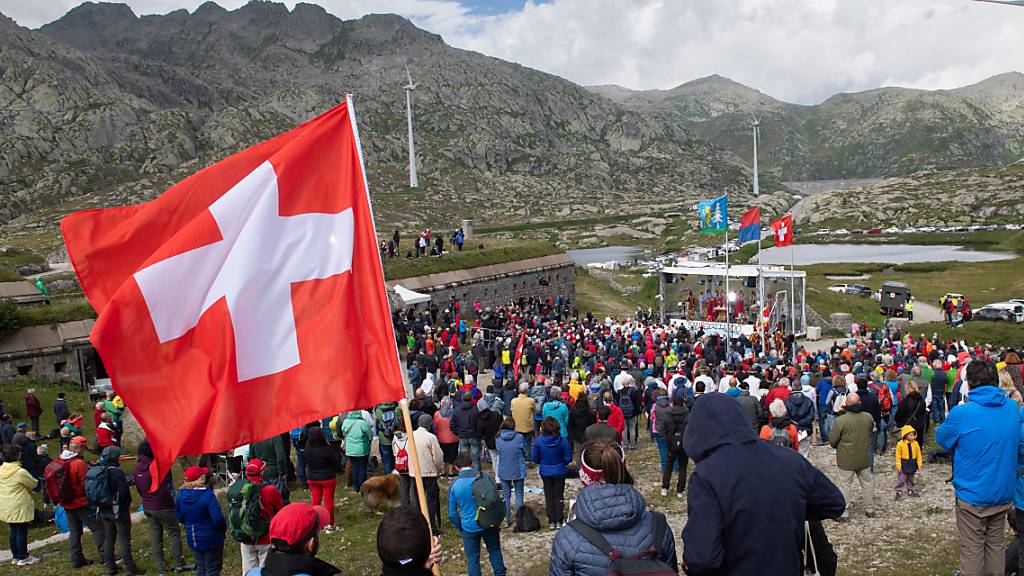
1;1;776;238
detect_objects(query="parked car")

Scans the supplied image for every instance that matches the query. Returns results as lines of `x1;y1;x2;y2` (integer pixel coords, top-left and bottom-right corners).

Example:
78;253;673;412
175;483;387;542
832;229;850;235
847;284;872;297
883;227;900;234
827;284;850;294
918;226;937;233
850;229;864;235
973;305;1021;323
816;228;831;236
866;228;882;234
89;378;113;403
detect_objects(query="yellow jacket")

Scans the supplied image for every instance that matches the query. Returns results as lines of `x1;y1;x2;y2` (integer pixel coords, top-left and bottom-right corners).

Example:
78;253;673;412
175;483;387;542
568;379;585;402
510;394;536;434
0;462;37;524
895;425;922;473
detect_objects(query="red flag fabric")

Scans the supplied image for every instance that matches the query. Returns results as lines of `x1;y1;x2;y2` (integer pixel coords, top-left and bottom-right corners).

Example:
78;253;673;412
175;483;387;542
512;330;527;381
771;214;794;247
740;207;760;228
61;98;404;485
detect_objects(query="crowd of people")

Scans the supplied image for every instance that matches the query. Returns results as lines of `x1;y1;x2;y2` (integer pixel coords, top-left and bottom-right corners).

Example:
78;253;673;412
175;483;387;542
381;228;467;259
1;293;1023;576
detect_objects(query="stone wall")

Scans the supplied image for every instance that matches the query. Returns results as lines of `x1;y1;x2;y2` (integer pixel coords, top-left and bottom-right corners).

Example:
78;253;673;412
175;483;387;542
389;253;576;311
0;350;79;383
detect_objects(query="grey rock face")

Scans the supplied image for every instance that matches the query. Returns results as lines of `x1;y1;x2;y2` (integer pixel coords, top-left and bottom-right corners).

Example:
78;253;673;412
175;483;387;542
0;1;763;233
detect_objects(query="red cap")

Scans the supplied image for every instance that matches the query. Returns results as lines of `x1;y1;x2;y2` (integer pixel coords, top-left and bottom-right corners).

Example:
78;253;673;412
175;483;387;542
537;375;546;383
183;466;209;482
245;458;266;478
70;435;88;446
269;503;330;545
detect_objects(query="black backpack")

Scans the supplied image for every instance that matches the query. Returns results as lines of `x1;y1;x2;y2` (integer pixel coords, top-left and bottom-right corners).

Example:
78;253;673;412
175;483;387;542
667;421;685;453
619;393;635;418
514;505;541;532
568;511;676;576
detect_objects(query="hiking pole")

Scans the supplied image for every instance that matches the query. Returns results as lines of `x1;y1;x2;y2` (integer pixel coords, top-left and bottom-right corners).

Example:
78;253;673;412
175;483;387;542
399;398;442;576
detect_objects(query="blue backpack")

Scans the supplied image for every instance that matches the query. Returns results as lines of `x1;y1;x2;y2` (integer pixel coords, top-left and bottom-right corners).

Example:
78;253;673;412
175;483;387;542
84;465;114;510
619;392;635;418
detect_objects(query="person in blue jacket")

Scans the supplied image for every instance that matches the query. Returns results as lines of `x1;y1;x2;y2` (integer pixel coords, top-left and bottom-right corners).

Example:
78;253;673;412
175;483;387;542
495;418;528;525
531;417;572;529
682;392;845;576
176;465;227;576
541;389;570;439
448;453;506;576
814;367;833;444
936;359;1023;576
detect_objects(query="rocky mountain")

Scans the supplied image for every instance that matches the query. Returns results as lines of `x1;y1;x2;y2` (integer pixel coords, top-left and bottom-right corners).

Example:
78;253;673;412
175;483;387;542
797;165;1024;227
591;73;1024;181
0;1;780;243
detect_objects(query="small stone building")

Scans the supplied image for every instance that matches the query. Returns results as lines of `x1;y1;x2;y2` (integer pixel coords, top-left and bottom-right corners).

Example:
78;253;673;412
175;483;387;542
0;319;99;385
387;253;576;311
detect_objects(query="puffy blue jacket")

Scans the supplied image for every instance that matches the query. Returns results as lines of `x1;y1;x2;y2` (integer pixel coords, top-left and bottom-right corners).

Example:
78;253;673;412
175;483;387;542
542;401;570;438
550;484;676;576
815;378;833;411
448;468;486;534
681;393;845;576
936;385;1023;507
175;487;226;552
531;434;572;478
495;429;528;481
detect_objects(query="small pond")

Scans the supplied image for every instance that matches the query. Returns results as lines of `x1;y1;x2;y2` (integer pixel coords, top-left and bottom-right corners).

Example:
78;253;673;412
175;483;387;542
567;246;643;266
758;244;1013;265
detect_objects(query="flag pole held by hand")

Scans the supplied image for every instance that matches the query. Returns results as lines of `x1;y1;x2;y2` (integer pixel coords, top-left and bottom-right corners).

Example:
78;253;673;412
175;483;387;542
399;398;441;576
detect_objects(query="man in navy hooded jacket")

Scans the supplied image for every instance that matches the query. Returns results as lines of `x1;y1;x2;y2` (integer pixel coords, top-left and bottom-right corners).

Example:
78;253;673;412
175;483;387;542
936;359;1023;576
681;393;845;576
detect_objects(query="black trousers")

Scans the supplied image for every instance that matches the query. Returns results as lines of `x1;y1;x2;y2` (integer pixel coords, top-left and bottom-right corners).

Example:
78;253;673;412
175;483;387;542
542;476;566;525
662;451;688;494
803;520;838;576
101;513;137;574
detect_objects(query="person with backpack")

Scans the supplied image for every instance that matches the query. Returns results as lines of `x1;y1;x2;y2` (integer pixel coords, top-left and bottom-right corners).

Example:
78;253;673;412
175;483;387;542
302;427;341;532
661;395;689;498
374;402;399;474
177;465;226;576
0;444;40;567
495;417;529;526
783;378;815;457
448;451;506;576
340;411;372;492
248;434;289;503
550;440;677;576
531;417;573;530
868;373;893;455
682;393;845;576
90;446;142;576
814;366;833;445
617;379;642;449
51;435;105;568
229;458;285;575
824;374;852;450
133;439;193;575
760;399;799;452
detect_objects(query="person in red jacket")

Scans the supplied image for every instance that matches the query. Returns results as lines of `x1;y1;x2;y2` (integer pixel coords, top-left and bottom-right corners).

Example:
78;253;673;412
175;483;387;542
235;458;284;575
96;412;119;449
762;379;792;410
601;391;625;442
24;388;42;433
59;436;105;568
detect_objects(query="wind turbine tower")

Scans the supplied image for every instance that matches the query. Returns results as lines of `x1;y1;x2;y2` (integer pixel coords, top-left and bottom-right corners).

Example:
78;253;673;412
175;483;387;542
404;62;419;188
751;115;760;196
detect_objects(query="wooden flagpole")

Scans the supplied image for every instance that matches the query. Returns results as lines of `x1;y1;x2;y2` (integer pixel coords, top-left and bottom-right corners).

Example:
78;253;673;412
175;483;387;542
399;398;441;576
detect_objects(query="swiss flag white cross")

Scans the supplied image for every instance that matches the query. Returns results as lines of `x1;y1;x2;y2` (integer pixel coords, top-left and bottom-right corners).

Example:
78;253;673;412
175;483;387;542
133;161;355;381
776;223;788;242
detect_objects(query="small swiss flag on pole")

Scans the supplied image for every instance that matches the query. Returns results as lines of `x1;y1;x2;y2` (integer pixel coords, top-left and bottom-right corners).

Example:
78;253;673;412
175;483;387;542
61;97;404;484
771;214;794;247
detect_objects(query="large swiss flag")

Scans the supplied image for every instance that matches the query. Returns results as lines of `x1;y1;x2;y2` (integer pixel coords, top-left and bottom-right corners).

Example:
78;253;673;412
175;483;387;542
771;214;794;247
62;98;404;483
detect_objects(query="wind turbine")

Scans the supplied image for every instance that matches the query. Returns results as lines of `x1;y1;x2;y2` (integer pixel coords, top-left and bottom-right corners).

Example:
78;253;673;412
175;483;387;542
404;61;419;188
751;115;760;196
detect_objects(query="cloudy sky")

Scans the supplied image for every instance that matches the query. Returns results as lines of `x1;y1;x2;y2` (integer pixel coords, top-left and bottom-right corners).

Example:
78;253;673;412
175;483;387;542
2;0;1022;104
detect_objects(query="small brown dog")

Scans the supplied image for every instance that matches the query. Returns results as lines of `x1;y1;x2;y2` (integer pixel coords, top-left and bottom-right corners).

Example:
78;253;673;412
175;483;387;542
360;473;402;514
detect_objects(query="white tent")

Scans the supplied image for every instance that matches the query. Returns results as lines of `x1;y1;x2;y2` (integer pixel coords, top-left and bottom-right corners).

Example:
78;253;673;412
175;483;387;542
392;284;431;307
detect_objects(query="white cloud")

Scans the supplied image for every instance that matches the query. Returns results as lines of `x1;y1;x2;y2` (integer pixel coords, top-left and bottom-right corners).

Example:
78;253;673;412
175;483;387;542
2;0;1022;104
